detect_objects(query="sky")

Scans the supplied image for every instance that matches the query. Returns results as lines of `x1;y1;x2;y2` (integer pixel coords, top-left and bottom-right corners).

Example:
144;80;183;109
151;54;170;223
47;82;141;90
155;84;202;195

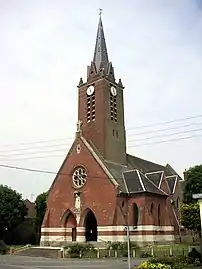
0;0;202;200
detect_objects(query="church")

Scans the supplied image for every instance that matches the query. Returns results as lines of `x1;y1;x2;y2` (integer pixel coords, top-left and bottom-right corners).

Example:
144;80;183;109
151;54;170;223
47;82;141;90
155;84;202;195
40;15;183;246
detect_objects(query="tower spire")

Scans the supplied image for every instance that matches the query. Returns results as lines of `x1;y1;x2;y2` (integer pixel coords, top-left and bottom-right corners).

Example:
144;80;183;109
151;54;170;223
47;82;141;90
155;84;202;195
93;10;109;72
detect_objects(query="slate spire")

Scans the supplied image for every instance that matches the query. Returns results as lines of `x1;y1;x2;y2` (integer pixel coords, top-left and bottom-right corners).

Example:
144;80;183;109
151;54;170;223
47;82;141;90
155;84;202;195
93;14;109;72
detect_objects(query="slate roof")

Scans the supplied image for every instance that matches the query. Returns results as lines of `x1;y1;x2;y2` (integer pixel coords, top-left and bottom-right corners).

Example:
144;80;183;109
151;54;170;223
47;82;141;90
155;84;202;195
127;154;174;177
93;16;109;72
123;170;167;196
87;140;181;196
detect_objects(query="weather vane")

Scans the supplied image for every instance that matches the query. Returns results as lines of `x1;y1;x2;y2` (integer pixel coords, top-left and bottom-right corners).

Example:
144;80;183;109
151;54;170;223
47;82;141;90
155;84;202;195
99;8;103;16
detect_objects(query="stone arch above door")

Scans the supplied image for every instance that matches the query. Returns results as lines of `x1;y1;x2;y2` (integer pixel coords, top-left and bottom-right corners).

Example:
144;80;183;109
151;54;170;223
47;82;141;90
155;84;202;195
61;209;77;242
61;209;77;228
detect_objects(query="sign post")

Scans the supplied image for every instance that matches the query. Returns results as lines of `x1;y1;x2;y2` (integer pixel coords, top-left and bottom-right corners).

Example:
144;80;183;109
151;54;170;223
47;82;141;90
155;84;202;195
193;194;202;254
124;226;131;269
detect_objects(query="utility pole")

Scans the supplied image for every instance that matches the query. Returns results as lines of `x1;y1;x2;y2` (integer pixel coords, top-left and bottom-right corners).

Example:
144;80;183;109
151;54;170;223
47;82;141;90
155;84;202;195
193;194;202;254
124;225;131;269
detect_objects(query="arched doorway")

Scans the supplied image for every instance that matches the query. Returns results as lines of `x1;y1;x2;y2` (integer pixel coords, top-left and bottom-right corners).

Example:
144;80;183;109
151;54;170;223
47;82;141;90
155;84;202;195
63;210;77;241
84;209;97;242
157;204;161;226
132;203;139;226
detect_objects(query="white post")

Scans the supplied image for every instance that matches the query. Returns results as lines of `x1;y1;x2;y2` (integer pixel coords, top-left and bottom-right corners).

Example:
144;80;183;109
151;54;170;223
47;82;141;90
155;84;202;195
125;226;131;269
97;249;100;258
193;194;202;254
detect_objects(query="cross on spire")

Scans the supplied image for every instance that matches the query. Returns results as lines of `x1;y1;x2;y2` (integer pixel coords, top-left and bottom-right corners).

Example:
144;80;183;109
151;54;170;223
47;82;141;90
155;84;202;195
76;120;83;133
99;8;103;16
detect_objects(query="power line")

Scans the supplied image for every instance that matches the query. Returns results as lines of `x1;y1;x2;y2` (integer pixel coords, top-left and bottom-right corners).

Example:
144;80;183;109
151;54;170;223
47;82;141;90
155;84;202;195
0;121;202;155
131;133;202;147
0;147;71;157
0;164;120;181
0;153;67;161
0;137;73;149
126;114;202;131
0;113;202;149
128;121;202;136
0;164;57;175
128;127;202;143
0;132;201;162
0;142;74;154
0;136;201;176
0;126;201;158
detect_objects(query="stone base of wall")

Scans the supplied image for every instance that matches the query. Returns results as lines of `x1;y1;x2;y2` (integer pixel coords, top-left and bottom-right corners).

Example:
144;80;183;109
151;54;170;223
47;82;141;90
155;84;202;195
40;225;175;246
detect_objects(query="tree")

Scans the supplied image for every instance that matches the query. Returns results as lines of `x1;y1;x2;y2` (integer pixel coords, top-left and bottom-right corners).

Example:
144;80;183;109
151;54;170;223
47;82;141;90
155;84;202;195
183;165;202;204
181;203;201;235
0;185;27;239
35;192;47;235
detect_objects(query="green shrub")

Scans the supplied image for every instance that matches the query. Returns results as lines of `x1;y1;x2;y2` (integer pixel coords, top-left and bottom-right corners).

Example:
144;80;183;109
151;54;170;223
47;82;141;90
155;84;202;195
107;241;123;250
107;241;139;250
138;261;171;269
147;256;195;269
140;251;153;258
188;248;201;264
107;241;139;257
0;240;8;255
64;243;95;258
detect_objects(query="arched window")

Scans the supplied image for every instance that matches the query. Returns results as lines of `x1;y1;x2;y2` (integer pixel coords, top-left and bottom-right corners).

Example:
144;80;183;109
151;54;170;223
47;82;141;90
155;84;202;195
157;204;161;226
150;203;154;214
133;203;139;226
176;197;180;209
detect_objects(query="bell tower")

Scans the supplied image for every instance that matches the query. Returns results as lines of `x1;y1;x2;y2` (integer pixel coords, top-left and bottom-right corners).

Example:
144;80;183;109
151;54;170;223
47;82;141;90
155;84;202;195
77;14;127;165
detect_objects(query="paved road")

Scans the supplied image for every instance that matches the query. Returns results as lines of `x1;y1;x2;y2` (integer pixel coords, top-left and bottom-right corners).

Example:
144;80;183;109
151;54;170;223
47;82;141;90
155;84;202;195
0;255;143;269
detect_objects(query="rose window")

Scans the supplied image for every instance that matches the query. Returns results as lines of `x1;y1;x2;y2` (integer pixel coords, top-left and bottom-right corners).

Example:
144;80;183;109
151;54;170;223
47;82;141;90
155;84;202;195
72;167;87;188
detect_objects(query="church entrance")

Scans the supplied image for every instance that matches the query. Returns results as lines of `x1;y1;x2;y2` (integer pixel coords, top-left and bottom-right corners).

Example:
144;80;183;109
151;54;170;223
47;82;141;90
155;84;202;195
72;227;76;241
64;210;77;242
84;209;98;241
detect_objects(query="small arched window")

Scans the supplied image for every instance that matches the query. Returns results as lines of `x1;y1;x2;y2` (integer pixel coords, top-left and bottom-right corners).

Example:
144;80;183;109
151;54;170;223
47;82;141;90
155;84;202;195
157;204;161;226
133;203;139;226
150;203;154;214
176;197;180;209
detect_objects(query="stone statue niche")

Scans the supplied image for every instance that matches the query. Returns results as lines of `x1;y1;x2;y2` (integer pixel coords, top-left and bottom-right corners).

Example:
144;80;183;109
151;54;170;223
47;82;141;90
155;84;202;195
75;192;81;212
74;192;81;224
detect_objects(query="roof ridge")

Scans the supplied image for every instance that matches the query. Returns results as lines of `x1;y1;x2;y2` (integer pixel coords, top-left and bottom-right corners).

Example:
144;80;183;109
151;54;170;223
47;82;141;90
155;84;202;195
80;136;119;187
166;175;178;179
127;153;166;169
145;170;164;175
104;159;128;167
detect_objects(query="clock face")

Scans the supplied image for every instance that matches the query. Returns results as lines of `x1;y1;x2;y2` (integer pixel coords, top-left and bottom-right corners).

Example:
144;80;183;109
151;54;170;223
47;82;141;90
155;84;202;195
110;86;117;96
86;85;94;96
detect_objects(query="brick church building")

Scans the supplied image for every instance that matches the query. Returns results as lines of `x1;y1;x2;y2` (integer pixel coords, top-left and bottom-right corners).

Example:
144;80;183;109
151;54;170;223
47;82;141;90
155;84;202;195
41;15;183;246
